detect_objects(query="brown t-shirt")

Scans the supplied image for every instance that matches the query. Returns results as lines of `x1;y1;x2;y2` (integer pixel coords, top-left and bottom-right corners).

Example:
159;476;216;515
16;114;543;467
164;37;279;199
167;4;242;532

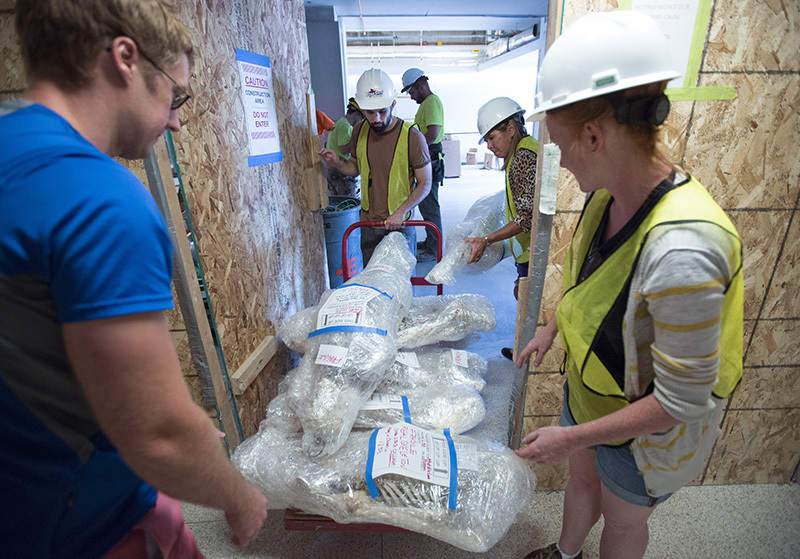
349;118;431;221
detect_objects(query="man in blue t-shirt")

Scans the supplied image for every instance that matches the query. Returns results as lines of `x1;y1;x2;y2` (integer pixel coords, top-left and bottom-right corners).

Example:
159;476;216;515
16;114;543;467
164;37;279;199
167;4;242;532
1;1;267;557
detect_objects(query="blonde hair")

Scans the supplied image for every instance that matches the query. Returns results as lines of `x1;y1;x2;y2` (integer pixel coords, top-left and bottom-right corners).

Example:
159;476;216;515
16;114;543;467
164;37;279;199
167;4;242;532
16;0;193;88
552;81;680;171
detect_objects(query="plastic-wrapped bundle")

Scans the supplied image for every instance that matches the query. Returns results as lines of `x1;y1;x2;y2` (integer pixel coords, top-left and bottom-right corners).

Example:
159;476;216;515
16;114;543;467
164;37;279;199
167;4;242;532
353;386;486;434
425;191;509;286
264;379;484;435
283;232;416;457
277;305;316;353
380;346;487;393
397;294;496;349
233;423;536;552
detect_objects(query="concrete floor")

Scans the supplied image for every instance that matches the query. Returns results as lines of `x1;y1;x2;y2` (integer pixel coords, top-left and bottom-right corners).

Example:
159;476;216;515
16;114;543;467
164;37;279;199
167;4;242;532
184;165;800;558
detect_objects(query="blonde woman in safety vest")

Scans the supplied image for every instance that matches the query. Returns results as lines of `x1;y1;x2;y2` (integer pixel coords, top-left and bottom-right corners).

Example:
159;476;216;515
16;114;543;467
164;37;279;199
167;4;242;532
514;11;743;559
464;96;538;360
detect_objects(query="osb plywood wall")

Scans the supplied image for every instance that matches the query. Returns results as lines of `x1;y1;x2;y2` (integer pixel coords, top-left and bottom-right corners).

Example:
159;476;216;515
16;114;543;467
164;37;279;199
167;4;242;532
523;0;800;490
0;0;328;439
167;0;327;436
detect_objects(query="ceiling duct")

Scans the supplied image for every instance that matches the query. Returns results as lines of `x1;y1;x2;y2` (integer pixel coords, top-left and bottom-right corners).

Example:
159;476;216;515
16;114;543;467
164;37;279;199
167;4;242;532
481;22;540;62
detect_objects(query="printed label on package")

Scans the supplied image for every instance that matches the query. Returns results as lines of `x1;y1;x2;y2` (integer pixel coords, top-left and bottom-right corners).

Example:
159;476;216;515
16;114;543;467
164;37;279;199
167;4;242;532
361;393;406;411
395;350;420;368
368;423;451;486
451;349;469;368
315;344;348;368
316;285;381;329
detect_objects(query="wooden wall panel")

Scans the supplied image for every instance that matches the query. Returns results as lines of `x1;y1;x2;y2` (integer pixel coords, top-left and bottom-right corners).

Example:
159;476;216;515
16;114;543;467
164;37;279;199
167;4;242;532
728;209;792;319
732;366;800;410
705;0;800;73
705;409;800;485
0;8;23;97
685;74;800;210
762;214;800;320
167;0;327;435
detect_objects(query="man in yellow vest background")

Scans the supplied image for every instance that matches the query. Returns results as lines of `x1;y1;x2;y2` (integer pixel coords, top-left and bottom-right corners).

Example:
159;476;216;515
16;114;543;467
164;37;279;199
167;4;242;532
401;68;444;262
319;68;432;265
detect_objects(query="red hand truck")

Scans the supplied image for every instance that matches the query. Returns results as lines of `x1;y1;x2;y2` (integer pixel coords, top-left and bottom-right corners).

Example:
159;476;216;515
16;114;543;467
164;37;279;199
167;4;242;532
341;220;444;295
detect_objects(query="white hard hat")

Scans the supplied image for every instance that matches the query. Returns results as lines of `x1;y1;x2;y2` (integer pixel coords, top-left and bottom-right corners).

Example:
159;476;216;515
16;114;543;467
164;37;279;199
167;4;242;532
530;11;681;116
354;68;398;110
477;97;525;143
401;68;426;92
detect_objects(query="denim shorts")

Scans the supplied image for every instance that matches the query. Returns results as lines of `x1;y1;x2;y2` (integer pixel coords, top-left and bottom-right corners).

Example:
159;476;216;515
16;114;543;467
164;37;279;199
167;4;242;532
559;382;672;508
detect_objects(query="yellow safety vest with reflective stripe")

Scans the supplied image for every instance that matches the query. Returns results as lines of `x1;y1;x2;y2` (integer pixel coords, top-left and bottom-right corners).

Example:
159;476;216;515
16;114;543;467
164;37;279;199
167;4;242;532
557;176;743;435
357;120;414;216
505;135;538;263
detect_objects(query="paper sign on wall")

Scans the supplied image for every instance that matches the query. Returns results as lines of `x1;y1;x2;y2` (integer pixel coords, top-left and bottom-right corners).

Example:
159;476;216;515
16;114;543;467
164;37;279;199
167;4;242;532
628;0;700;88
235;48;283;167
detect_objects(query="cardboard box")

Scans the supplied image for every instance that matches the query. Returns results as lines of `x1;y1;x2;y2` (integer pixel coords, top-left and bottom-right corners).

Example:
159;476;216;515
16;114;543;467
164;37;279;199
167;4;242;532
441;139;461;178
465;148;478;166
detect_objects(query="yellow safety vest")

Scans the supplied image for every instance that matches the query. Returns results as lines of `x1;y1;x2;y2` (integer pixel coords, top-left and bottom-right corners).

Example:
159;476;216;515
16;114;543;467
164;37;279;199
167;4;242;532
557;176;743;435
505;135;538;263
357;120;415;217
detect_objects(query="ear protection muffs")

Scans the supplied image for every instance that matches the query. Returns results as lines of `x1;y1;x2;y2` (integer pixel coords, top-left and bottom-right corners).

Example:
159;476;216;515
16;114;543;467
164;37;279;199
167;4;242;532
610;92;671;126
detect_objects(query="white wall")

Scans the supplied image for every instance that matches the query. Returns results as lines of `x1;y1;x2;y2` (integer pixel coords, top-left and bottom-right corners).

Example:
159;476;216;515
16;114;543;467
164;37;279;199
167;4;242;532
346;48;541;164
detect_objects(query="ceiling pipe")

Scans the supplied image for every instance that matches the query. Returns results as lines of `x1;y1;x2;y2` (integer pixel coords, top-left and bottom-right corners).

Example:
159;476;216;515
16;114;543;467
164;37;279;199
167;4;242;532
481;23;540;61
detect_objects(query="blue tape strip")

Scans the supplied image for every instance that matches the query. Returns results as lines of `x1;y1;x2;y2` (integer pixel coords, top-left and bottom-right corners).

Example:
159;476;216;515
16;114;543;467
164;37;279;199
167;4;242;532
339;283;393;299
308;325;388;338
247;152;283;167
401;396;411;423
444;428;457;510
235;48;271;67
365;429;380;499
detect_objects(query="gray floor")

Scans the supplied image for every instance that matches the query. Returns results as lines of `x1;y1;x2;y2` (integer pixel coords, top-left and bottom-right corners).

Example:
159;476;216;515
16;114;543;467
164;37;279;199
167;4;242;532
184;165;800;558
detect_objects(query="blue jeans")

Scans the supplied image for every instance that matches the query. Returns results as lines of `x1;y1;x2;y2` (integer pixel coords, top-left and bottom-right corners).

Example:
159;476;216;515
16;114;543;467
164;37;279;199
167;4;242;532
360;225;416;267
417;156;443;255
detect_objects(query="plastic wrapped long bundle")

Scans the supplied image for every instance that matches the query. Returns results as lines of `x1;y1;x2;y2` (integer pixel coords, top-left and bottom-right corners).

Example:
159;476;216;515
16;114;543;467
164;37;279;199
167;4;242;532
380;346;487;393
397;294;496;349
425;191;509;286
233;423;536;552
284;232;416;457
353;386;486;434
264;386;484;435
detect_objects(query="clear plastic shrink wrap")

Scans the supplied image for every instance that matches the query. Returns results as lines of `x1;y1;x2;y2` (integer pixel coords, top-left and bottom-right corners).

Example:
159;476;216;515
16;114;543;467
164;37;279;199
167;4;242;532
277;305;316;354
397;294;496;349
283;232;415;457
233;423;536;552
381;346;487;393
354;386;486;434
265;385;485;435
425;191;509;286
280;294;497;357
266;345;487;435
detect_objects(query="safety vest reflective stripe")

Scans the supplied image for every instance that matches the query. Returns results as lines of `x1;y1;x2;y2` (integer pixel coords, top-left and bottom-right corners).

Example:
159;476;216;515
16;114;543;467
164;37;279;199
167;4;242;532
505;135;538;263
557;177;743;430
357;120;414;216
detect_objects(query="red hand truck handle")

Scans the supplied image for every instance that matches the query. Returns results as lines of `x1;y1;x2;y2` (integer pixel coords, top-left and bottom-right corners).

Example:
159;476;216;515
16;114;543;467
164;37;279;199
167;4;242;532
341;220;444;295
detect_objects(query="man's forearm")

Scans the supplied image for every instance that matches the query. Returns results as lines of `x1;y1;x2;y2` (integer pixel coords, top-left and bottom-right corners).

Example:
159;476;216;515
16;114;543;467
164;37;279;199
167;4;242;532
394;178;430;218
